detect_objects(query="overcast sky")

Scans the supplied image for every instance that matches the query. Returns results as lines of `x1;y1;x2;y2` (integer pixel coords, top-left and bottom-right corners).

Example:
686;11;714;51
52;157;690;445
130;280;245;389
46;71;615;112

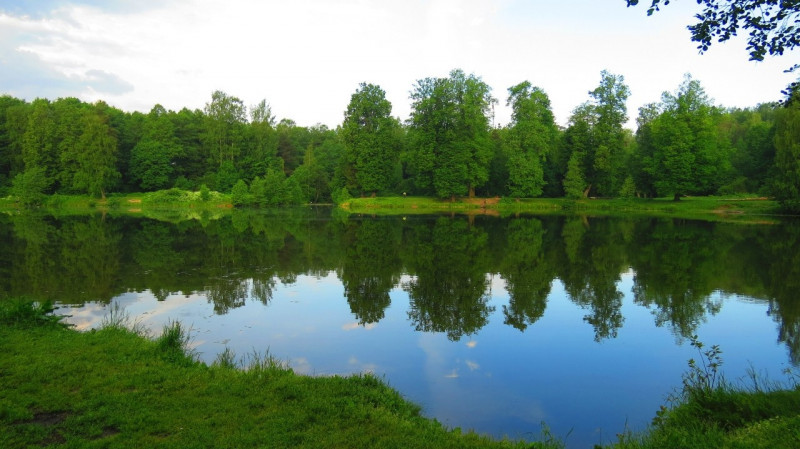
0;0;795;129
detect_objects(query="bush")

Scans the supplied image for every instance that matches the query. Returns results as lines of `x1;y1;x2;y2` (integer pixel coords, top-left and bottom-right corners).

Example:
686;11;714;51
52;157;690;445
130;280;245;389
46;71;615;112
231;179;251;206
200;184;211;202
331;187;352;205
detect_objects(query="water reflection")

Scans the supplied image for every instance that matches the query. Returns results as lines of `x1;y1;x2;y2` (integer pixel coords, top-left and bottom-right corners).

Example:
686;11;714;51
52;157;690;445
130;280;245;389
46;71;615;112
1;211;800;360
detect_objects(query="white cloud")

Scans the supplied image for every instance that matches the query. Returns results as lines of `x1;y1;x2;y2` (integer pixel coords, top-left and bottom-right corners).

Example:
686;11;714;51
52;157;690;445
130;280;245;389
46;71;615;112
0;0;794;129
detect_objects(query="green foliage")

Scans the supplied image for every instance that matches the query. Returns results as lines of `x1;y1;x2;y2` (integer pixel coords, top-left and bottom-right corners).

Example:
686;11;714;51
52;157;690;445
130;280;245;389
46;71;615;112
230;179;250;206
772;103;800;213
563;152;586;198
619;175;637;198
11;165;51;207
199;183;211;202
505;82;557;197
639;75;726;200
0;322;541;449
155;321;196;365
215;160;239;193
331;186;352;205
408;69;494;199
629;0;800;103
0;298;68;328
341;82;401;195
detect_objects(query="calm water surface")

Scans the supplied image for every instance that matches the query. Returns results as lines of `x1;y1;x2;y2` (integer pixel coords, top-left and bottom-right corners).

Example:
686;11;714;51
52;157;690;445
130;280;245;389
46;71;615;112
2;209;798;448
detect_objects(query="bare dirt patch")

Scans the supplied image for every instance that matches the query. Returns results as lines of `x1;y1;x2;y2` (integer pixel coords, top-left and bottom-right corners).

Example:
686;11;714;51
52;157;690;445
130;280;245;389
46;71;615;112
28;411;69;427
127;198;142;204
464;197;500;207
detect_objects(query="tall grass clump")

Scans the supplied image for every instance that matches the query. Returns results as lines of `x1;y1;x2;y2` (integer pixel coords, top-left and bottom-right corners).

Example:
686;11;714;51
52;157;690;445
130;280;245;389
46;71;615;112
155;320;196;366
605;337;800;449
0;298;69;328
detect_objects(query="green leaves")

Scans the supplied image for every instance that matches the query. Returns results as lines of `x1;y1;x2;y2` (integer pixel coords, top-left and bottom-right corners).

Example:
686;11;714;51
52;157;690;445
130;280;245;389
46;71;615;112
341;83;400;195
408;69;494;199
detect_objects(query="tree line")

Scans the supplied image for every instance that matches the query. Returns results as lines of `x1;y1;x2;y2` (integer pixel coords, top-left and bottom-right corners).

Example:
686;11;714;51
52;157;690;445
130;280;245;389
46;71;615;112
1;69;799;211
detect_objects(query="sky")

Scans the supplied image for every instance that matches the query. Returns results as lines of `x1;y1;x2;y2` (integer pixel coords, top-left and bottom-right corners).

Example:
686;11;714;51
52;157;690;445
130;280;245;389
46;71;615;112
0;0;796;129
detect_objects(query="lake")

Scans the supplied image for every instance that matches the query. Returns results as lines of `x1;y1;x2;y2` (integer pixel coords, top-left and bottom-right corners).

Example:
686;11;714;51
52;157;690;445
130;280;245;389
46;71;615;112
2;209;798;448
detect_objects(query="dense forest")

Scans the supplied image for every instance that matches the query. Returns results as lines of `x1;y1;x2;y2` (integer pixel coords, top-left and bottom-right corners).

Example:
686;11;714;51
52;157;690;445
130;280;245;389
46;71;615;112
2;69;799;211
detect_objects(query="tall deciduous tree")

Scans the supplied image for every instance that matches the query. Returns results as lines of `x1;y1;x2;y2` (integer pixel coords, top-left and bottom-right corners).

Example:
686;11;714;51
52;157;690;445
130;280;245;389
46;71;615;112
340;83;401;195
505;82;558;197
645;75;728;200
203;90;246;168
21;99;57;190
773;102;800;212
65;107;120;198
408;69;494;199
129;105;180;191
587;70;631;196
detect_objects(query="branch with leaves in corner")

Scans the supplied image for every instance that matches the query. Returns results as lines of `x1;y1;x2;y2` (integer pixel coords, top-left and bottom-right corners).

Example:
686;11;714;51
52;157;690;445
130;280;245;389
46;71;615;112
627;0;800;101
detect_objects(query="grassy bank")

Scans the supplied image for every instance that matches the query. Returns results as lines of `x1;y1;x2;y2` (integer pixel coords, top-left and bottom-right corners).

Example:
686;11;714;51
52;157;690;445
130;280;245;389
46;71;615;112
604;339;800;449
3;302;800;448
0;300;544;449
0;189;234;222
340;196;786;222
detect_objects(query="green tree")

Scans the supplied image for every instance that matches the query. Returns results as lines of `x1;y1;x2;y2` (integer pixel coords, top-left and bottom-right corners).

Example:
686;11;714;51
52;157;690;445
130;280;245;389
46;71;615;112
21;99;57;191
242;99;279;180
230;179;250;206
504;82;558;197
563;151;587;199
408;69;495;199
129;105;180;191
772;102;800;212
587;70;631;197
62;107;120;198
203;90;246;169
0;96;28;193
11;165;50;207
646;75;727;200
341;83;401;196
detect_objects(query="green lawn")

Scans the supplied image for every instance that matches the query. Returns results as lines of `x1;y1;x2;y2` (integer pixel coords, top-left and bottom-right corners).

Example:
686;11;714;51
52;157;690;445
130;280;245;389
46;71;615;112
340;195;785;222
3;297;800;449
0;300;547;449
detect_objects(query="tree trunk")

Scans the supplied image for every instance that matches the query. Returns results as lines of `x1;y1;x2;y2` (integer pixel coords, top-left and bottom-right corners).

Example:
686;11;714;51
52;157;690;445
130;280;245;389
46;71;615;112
469;185;475;198
673;193;681;201
582;184;592;198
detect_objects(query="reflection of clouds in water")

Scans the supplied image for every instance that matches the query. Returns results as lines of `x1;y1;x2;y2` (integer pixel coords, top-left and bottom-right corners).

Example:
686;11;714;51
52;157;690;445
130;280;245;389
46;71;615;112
465;360;480;371
348;356;378;374
342;322;377;331
466;340;477;348
291;357;312;375
444;369;459;379
57;291;209;334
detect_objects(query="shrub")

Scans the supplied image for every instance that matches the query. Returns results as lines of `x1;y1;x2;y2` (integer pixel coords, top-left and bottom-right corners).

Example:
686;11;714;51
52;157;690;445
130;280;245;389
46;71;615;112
231;179;250;206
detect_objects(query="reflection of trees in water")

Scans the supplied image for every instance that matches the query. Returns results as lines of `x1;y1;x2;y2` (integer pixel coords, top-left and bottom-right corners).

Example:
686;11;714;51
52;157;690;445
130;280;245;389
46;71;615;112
761;221;800;365
499;218;552;331
338;220;401;324
7;214;122;303
207;278;250;314
404;218;494;341
558;217;626;341
3;211;800;358
629;219;726;339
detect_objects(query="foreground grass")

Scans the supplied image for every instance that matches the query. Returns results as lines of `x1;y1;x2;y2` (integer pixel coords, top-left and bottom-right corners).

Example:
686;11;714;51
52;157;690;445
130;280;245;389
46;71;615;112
3;301;799;449
603;340;800;449
340;195;785;222
0;300;544;449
